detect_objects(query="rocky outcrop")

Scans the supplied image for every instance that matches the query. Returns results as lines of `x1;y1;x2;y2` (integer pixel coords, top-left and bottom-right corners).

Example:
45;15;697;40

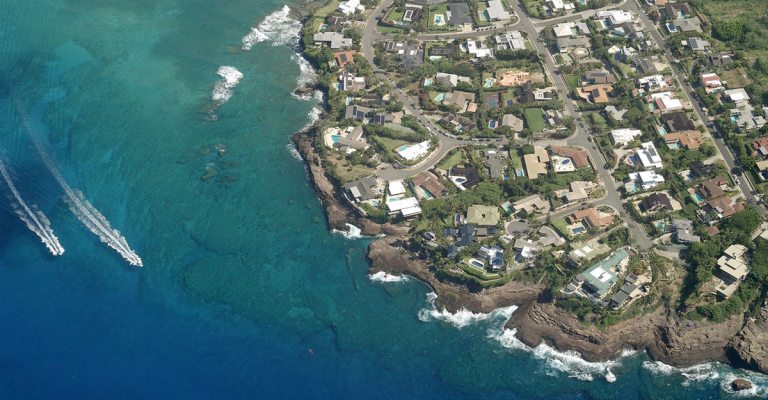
731;378;753;391
730;319;768;372
292;131;406;237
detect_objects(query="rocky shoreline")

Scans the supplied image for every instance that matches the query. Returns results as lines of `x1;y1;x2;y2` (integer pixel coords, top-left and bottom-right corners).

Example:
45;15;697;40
292;127;768;378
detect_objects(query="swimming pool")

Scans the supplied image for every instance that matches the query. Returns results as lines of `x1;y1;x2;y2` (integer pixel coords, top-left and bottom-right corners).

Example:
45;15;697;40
693;192;704;203
424;78;433;87
396;144;410;152
331;135;342;143
434;93;447;102
571;226;586;234
516;169;524;177
489;120;498;129
657;126;667;135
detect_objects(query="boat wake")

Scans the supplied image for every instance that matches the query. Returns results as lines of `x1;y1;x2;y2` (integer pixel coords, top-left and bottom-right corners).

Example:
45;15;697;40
0;155;65;256
241;5;302;50
17;103;143;267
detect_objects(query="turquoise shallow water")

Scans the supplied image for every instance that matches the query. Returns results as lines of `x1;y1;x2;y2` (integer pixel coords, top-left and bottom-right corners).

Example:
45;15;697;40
0;0;765;398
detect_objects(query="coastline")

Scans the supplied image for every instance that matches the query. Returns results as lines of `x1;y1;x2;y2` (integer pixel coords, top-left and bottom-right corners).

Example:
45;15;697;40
287;3;768;380
292;124;768;373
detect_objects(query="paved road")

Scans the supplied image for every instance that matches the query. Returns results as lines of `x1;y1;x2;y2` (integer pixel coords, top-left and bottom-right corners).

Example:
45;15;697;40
508;0;653;249
623;0;766;215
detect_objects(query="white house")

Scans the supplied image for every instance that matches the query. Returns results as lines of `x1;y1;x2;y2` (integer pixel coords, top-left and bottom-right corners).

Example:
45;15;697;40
386;197;422;217
388;180;406;196
486;0;511;21
627;171;665;190
397;141;431;161
611;129;642;146
338;0;363;15
637;141;663;169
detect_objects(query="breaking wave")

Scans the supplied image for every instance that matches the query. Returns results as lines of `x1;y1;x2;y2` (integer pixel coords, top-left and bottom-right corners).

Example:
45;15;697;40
211;66;243;105
643;360;767;395
368;271;410;283
286;143;302;161
489;326;620;381
0;155;65;256
241;5;302;50
417;292;518;329
331;223;363;239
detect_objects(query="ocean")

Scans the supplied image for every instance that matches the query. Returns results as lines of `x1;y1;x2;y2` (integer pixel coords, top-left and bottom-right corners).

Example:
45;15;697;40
0;0;764;398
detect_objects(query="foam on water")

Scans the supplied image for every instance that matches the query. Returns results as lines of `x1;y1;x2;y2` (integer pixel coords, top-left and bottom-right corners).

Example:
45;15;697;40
241;5;302;50
331;223;363;239
418;292;518;329
0;155;65;256
211;66;243;104
643;360;768;395
368;271;410;283
286;143;302;161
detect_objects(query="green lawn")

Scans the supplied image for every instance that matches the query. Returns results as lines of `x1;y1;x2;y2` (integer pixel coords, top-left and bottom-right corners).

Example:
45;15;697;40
524;108;546;132
551;218;572;239
314;0;340;17
375;136;411;152
377;24;406;34
564;74;579;90
437;149;464;170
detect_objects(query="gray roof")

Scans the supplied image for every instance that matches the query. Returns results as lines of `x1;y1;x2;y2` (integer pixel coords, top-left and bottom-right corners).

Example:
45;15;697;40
344;177;379;201
675;17;702;32
447;3;472;25
688;37;710;52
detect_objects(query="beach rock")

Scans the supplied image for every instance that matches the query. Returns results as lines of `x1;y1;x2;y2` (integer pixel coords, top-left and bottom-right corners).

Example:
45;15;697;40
730;378;753;391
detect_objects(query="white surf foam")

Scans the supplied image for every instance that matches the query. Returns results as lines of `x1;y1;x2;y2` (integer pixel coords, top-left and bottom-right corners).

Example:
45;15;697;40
418;291;518;329
368;271;410;283
292;54;318;91
211;66;244;105
643;360;768;394
241;5;302;50
0;155;65;256
286;143;302;161
331;223;363;239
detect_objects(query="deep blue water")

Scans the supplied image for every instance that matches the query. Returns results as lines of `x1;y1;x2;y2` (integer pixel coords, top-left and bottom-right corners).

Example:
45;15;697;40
0;1;765;399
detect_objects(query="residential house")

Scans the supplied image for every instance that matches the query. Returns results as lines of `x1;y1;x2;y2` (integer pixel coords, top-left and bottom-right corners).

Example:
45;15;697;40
584;69;616;84
627;170;665;191
466;205;501;227
334;50;357;68
752;137;768;158
485;150;507;179
611;128;642;146
344;105;372;122
448;166;480;189
523;146;550;179
338;0;363;15
638;75;668;92
687;37;710;52
709;51;735;67
661;111;695;132
561;180;596;203
511;194;550;214
344;177;382;202
501;114;524;132
672;219;700;244
639;192;674;212
672;17;702;33
486;0;511;20
550;146;590;169
514;239;539;261
339;71;366;92
556;37;591;53
664;130;702;150
402;4;423;23
723;88;750;106
434;72;472;87
313;32;353;49
386;197;422;218
552;21;590;38
447;2;472;26
495;31;526;51
466;40;494;58
700;72;724;93
412;171;446;198
573;248;630;300
715;244;749;299
637;141;663;169
568;207;614;228
429;44;458;59
442;91;477;113
595;10;633;26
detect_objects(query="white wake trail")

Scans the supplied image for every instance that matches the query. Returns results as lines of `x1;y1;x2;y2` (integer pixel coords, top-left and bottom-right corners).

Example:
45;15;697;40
0;156;65;256
15;103;143;267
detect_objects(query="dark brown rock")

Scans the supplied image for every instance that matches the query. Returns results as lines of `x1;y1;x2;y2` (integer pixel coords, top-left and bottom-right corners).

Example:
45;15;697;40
730;378;753;391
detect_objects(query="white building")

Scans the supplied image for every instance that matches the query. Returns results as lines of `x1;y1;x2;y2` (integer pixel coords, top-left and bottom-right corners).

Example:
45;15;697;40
434;72;472;87
637;75;667;92
627;171;665;190
466;40;494;58
397;140;431;161
386;197;422;217
637;141;663;169
596;10;633;26
724;88;750;105
611;129;642;146
338;0;363;15
486;0;511;21
388;180;406;196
